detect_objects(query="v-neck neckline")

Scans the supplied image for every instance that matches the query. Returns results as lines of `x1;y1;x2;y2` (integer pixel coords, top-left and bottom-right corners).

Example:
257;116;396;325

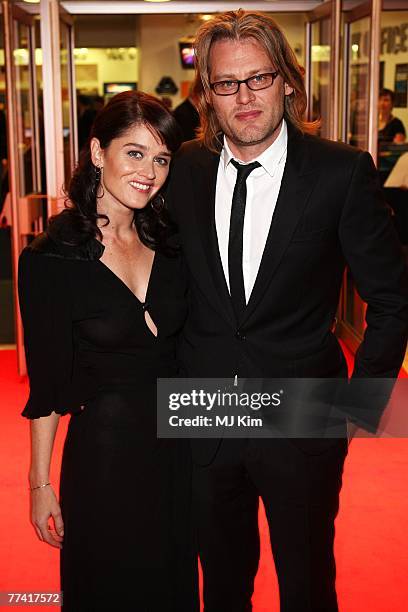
97;252;157;307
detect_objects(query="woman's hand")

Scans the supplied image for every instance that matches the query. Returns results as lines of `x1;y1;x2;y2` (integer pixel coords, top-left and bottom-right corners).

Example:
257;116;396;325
28;412;62;547
30;485;64;549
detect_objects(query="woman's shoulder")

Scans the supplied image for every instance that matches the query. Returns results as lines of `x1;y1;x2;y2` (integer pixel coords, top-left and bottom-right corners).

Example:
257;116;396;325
19;234;63;278
21;225;104;263
18;234;73;289
22;232;63;258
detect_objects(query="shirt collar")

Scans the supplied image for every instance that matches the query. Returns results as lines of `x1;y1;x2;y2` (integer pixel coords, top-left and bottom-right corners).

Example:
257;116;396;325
221;119;288;178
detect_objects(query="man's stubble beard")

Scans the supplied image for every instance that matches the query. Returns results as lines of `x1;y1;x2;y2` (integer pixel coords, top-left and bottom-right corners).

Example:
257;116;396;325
220;108;285;150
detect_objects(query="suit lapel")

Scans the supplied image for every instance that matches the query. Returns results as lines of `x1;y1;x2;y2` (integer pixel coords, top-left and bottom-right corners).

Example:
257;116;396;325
191;150;236;325
240;126;318;326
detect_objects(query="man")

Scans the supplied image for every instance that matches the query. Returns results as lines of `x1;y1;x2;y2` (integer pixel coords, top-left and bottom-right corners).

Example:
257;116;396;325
167;10;408;612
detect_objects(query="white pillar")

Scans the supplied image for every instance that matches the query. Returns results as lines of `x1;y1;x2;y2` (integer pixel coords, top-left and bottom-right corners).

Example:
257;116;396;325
40;0;65;215
368;0;381;161
329;0;341;141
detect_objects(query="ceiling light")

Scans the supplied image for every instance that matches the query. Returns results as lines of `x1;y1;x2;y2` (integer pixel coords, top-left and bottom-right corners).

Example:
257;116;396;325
23;1;40;4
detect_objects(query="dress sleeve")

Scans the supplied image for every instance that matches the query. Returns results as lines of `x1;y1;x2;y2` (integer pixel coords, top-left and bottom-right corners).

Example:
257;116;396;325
18;249;74;419
393;118;406;138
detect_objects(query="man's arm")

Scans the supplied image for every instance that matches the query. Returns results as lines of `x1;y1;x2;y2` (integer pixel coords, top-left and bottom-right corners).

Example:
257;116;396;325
338;151;408;431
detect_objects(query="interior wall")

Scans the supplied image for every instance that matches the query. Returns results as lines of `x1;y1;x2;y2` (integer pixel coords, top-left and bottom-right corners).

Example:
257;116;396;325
74;48;139;95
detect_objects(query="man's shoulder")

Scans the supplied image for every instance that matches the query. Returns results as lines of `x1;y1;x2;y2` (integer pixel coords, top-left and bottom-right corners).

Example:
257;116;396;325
174;139;218;168
291;131;369;176
302;131;363;160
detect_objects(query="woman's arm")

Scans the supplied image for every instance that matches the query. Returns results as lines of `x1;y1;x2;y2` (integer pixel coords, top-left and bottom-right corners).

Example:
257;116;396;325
29;412;64;548
393;132;406;144
18;246;75;547
392;118;406;144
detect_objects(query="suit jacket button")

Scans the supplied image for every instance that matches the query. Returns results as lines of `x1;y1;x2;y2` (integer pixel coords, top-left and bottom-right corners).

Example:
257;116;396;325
236;331;246;340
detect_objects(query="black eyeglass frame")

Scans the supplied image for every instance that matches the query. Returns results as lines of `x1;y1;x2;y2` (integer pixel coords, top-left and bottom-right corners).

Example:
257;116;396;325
209;71;279;96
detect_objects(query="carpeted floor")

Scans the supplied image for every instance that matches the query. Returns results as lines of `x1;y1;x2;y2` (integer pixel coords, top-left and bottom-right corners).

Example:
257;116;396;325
0;349;407;611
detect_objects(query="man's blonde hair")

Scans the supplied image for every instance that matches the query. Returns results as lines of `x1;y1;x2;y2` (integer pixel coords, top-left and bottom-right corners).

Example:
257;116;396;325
192;10;318;151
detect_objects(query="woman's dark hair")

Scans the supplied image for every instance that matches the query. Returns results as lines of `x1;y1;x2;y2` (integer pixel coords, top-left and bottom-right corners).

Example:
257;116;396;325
48;90;181;252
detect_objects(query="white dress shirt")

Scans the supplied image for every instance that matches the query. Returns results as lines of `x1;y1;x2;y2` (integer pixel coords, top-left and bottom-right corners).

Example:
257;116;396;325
215;119;288;302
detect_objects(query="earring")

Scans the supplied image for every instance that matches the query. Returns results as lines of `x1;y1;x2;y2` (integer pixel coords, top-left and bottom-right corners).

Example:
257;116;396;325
94;165;101;185
94;165;104;198
150;193;165;214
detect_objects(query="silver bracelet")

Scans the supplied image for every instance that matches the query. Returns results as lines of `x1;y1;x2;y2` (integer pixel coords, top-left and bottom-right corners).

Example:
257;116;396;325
30;482;51;491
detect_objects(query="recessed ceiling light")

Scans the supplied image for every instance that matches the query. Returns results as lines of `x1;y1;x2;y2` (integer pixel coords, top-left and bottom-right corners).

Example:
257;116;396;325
23;0;40;4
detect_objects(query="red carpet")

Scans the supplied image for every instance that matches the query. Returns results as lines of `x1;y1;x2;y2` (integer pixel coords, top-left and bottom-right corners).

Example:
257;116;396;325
1;348;407;611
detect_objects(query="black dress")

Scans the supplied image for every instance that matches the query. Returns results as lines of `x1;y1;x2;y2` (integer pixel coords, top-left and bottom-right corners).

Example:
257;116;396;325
18;233;198;612
378;116;406;143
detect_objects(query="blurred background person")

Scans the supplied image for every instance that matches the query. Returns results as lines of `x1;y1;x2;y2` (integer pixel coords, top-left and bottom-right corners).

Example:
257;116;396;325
173;89;200;142
378;88;406;145
378;89;407;185
77;94;97;153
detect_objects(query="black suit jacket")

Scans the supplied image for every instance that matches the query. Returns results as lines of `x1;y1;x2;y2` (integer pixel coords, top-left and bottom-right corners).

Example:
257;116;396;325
168;123;408;463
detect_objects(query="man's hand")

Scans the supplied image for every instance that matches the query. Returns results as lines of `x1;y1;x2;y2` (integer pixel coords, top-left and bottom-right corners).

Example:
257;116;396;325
347;420;359;444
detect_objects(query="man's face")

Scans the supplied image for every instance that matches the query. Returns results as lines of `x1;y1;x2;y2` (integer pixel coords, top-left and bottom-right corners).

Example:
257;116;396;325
207;37;293;159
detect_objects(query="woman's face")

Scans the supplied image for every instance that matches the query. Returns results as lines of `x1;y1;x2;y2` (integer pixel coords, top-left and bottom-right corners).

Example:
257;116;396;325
379;94;393;115
91;122;171;211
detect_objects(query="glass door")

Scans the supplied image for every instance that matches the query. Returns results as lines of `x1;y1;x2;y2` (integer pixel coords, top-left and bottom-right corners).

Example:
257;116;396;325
337;0;374;352
0;2;14;345
305;0;341;140
306;8;332;137
3;0;44;370
342;3;372;149
4;0;77;373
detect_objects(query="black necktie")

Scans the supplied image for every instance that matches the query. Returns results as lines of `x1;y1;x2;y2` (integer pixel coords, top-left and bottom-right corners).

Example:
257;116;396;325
228;159;261;321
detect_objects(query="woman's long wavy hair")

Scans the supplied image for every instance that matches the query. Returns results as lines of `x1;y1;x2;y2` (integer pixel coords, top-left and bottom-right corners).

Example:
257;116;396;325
48;90;181;252
192;10;319;152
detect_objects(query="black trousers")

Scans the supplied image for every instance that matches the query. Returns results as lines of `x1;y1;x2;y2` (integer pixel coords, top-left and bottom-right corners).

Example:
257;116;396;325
193;437;348;612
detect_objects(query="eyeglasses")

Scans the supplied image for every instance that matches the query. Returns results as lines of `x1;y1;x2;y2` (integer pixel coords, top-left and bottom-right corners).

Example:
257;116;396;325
209;71;279;96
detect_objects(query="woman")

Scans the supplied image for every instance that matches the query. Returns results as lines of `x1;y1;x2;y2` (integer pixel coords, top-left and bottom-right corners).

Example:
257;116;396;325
18;91;198;611
378;88;406;185
378;88;406;144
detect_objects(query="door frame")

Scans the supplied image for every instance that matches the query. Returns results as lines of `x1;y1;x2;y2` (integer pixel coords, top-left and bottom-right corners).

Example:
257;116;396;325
305;0;342;141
